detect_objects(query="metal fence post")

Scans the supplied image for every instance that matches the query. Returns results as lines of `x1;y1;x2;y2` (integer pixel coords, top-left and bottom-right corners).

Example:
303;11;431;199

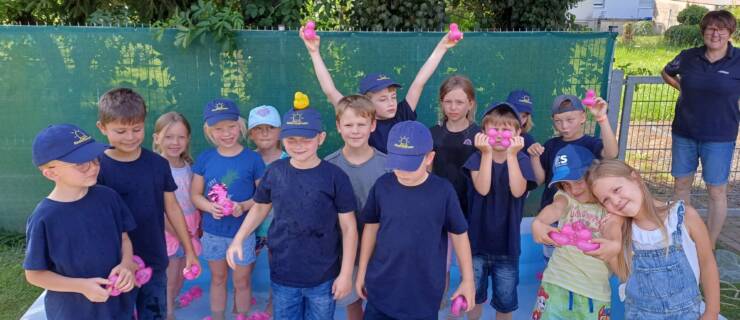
617;77;636;160
607;69;624;137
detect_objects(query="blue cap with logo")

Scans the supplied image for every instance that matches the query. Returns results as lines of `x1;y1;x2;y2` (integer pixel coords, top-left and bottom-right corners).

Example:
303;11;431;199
248;105;281;130
482;101;522;123
32;124;110;167
507;90;534;114
385;121;433;171
358;72;402;94
551;94;584;115
549;144;596;188
279;107;323;139
203;98;241;126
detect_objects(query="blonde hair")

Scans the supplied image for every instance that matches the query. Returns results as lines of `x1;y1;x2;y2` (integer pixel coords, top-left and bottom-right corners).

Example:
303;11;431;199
335;95;376;121
482;107;521;131
203;117;248;146
438;75;477;124
586;159;671;281
152;112;193;164
521;112;534;133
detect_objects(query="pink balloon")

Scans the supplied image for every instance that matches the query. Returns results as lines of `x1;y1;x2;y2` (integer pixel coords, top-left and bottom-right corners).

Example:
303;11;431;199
487;128;512;148
449;23;463;41
304;20;317;40
107;274;121;296
582;89;596;107
451;296;468;316
183;264;201;280
548;222;600;253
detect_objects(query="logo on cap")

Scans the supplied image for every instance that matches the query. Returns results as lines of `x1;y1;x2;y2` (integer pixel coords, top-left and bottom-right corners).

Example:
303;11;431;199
377;75;390;81
256;108;271;117
211;102;229;112
519;96;532;104
72;129;91;145
394;136;414;149
286;113;308;125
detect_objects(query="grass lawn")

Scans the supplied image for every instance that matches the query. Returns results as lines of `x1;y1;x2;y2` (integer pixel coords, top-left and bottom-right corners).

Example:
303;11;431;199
614;35;685;76
0;231;41;320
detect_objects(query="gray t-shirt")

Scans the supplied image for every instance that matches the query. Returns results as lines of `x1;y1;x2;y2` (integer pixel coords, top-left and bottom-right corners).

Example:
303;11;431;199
325;148;388;211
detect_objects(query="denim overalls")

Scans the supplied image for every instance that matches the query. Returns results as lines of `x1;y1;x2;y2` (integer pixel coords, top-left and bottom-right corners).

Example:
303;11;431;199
624;201;702;319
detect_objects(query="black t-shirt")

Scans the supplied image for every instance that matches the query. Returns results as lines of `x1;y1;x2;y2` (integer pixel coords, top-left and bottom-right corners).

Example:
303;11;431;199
370;100;416;154
430;122;480;215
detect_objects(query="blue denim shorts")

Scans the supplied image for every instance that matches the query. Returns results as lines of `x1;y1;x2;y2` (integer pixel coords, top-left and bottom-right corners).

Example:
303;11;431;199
201;232;256;266
271;279;335;320
671;134;736;185
473;254;519;313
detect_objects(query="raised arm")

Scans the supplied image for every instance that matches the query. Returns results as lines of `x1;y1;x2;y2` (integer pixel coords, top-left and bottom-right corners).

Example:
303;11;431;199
300;27;344;108
405;32;461;110
590;98;618;159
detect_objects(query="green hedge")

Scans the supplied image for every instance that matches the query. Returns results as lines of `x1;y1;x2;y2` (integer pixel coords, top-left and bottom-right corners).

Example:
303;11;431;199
664;24;702;46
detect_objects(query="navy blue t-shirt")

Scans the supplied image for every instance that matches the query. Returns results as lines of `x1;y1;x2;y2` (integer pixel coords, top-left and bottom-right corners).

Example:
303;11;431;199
664;44;740;142
361;173;468;319
24;186;137;319
538;136;603;209
252;159;356;287
463;151;537;256
98;148;177;271
193;147;265;238
523;132;536;152
431;123;480;216
370;99;416;154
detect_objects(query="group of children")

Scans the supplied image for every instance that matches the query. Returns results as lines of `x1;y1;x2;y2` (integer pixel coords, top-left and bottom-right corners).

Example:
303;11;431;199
24;29;720;320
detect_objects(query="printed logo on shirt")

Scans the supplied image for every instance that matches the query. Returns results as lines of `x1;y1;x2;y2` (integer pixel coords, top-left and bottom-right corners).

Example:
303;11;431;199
286;113;308;125
718;70;729;75
211;102;229;112
71;129;91;145
394;136;414;149
463;138;473;146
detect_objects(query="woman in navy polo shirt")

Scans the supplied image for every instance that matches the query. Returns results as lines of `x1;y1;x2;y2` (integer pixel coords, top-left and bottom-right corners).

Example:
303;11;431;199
661;9;740;248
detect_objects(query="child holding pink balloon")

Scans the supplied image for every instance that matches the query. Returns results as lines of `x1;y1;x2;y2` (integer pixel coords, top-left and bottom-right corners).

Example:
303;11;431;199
190;99;266;320
152;111;203;319
530;145;622;319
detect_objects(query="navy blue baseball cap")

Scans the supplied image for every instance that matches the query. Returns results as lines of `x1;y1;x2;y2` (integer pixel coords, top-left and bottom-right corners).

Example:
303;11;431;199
203;98;240;126
32;124;109;167
482;101;522;123
358;73;401;94
507;90;534;114
549;145;596;188
551;94;584;115
279;107;323;139
385;121;433;171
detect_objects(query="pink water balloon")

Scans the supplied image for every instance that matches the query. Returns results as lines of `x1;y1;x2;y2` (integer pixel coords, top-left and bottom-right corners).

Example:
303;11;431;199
451;296;468;316
304;21;317;40
449;23;463;41
548;221;600;252
183;264;200;280
487;128;512;148
107;274;121;296
582;89;596;107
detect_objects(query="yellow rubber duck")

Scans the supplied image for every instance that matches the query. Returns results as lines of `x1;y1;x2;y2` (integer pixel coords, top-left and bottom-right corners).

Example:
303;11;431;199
294;92;309;110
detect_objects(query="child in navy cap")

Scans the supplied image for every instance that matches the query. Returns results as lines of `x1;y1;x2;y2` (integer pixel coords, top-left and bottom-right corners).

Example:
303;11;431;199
462;102;538;320
357;120;475;319
227;104;358;319
25;124;137;319
299;27;463;153
506;89;537;151
530;145;622;320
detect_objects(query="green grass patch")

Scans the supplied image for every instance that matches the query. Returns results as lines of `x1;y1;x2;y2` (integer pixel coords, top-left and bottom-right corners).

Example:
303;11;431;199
0;231;41;320
720;281;740;319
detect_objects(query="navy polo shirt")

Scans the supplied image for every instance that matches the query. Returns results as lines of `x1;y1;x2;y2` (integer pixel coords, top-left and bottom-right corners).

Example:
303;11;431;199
664;44;740;142
370;99;417;154
539;136;603;209
360;173;468;319
463;151;537;256
24;186;137;319
193;147;265;238
253;159;356;287
523;132;536;152
98;148;177;271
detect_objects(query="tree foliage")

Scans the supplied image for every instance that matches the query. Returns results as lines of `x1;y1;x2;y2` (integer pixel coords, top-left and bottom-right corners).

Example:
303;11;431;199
447;0;581;30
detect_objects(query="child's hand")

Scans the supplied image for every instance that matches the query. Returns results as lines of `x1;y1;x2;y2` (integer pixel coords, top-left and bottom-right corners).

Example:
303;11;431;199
299;26;320;53
474;132;492;154
108;264;135;293
80;277;111;303
450;279;476;313
208;202;224;219
587;97;608;119
355;272;367;300
584;238;621;262
184;252;201;278
232;201;244;218
532;219;559;246
225;240;243;270
439;31;463;49
332;272;353;300
507;136;524;156
528;142;545;158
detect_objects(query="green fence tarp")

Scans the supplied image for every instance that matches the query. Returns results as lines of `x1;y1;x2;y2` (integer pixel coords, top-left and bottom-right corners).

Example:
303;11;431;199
0;26;616;231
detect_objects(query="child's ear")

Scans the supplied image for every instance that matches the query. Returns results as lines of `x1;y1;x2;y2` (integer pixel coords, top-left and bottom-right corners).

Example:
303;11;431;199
425;151;436;165
41;167;57;181
96;121;107;135
317;132;327;146
370;118;377;133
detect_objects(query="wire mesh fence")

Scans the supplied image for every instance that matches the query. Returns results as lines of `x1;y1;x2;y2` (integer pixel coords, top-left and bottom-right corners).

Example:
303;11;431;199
617;75;740;209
